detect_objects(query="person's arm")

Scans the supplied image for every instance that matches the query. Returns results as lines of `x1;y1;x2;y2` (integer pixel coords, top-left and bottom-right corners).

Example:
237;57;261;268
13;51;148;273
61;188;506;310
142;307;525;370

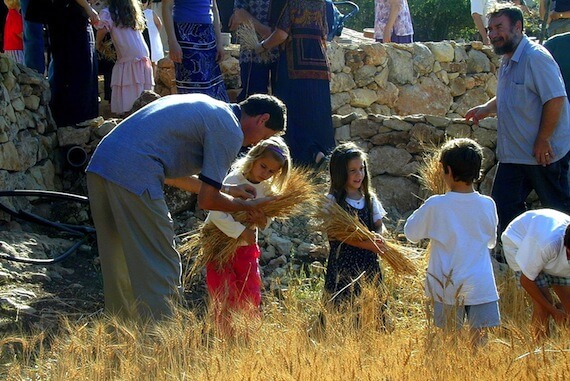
472;13;490;45
533;96;565;166
383;0;401;43
520;274;568;322
465;97;497;125
153;9;163;31
95;28;108;52
255;27;288;54
75;0;100;25
342;237;385;254
198;182;274;212
229;8;272;38
162;0;182;63
550;9;570;21
165;175;257;199
212;0;225;62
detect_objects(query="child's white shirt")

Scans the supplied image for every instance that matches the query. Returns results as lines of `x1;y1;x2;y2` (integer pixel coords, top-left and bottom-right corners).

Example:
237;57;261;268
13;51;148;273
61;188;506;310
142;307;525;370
404;191;499;305
502;209;570;279
205;170;272;246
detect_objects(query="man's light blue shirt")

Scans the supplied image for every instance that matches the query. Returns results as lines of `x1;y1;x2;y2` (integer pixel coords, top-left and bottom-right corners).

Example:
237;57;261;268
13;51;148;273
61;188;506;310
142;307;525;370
496;35;570;164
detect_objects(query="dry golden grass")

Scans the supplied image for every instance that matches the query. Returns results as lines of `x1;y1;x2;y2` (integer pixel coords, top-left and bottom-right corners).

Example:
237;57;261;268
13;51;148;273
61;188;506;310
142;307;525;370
98;38;117;62
415;142;449;197
3;262;570;380
317;200;418;275
180;167;323;279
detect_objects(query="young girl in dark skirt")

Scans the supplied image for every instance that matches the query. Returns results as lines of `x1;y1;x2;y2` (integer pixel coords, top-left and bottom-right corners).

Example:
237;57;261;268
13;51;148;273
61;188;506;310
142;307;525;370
324;142;387;309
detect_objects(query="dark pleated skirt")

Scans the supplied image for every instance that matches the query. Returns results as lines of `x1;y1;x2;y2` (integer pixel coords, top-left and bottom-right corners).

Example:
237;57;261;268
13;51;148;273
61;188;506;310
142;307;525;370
48;7;98;127
273;52;335;165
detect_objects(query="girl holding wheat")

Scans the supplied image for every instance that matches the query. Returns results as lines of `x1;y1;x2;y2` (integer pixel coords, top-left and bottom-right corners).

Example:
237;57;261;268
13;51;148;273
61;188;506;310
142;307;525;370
323;142;388;307
204;136;291;333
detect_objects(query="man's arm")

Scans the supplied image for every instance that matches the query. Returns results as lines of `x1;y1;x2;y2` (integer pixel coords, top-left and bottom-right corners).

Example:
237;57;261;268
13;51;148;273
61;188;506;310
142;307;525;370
165;176;256;199
198;182;273;212
533;96;565;166
465;97;497;124
520;274;567;321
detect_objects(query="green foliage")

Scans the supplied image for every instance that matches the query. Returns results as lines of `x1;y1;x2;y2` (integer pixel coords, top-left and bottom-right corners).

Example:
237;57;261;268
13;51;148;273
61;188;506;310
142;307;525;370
342;0;476;41
341;0;544;42
408;0;474;41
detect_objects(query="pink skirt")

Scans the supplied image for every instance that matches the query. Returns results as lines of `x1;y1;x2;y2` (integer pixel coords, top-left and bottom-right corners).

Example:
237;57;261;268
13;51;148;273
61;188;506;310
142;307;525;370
110;56;154;114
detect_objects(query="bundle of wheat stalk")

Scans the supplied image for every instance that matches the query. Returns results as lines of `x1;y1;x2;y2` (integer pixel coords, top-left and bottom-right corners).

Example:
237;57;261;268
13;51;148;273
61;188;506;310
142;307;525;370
318;200;418;276
236;20;272;63
415;143;448;196
179;167;323;282
98;38;117;62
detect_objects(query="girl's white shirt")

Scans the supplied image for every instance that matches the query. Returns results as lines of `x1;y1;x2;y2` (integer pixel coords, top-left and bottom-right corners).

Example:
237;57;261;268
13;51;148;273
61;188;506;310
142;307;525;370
205;169;273;246
326;193;387;223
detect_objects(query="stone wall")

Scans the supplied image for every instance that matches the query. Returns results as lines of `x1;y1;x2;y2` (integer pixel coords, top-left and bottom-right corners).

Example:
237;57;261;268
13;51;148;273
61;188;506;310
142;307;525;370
0;39;502;220
0;55;59;216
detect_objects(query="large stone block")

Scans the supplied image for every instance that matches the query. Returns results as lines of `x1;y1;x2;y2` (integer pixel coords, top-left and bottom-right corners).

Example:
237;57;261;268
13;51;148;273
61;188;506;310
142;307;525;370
395;76;452;116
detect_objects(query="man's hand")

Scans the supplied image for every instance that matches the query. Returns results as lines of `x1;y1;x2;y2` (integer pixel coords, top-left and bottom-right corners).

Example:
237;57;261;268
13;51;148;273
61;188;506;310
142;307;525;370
241;195;278;211
551;308;569;325
465;104;492;125
230;184;256;199
239;228;256;245
533;136;554;166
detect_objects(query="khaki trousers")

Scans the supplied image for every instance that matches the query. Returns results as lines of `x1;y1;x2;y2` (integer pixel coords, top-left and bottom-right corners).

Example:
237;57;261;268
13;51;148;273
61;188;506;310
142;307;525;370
87;173;182;321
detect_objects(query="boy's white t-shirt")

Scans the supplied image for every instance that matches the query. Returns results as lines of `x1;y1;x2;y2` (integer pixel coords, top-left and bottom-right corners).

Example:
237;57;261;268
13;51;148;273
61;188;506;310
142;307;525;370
205;169;272;246
404;191;499;305
502;209;570;280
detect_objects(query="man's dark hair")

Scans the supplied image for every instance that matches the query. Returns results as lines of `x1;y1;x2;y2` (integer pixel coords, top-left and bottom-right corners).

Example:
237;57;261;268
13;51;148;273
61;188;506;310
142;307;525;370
564;224;570;249
240;94;287;132
440;138;484;184
488;3;524;31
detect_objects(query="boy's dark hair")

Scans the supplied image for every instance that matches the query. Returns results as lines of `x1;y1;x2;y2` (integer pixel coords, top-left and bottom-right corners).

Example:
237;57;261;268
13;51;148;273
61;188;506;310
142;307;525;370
240;94;287;132
488;3;524;31
439;138;483;184
564;224;570;249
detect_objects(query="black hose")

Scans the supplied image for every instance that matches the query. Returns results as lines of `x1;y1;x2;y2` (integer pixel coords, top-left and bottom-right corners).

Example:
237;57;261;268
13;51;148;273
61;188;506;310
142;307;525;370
0;190;95;264
0;236;90;264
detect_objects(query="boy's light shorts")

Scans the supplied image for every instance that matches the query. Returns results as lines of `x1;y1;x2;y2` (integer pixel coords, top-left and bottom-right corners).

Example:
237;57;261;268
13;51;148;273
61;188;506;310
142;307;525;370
433;300;501;330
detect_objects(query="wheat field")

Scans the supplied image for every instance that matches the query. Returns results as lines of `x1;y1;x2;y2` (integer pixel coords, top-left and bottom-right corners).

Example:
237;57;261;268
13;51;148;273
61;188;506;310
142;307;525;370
1;257;569;380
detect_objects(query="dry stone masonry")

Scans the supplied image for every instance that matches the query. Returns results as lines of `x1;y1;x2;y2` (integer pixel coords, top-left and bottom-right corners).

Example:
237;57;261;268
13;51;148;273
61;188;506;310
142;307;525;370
0;39;501;219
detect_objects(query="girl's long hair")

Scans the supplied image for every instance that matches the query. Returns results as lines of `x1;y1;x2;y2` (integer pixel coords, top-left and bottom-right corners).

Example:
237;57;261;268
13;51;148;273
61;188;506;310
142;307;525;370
231;136;291;193
108;0;145;30
328;142;374;214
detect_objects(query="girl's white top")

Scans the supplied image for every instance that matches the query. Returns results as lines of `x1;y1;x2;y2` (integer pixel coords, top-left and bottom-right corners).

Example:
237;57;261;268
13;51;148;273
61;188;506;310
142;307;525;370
326;193;387;223
205;169;272;246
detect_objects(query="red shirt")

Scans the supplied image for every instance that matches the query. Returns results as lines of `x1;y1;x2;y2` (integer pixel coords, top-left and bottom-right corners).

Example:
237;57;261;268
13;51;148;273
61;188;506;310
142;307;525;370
4;9;24;50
